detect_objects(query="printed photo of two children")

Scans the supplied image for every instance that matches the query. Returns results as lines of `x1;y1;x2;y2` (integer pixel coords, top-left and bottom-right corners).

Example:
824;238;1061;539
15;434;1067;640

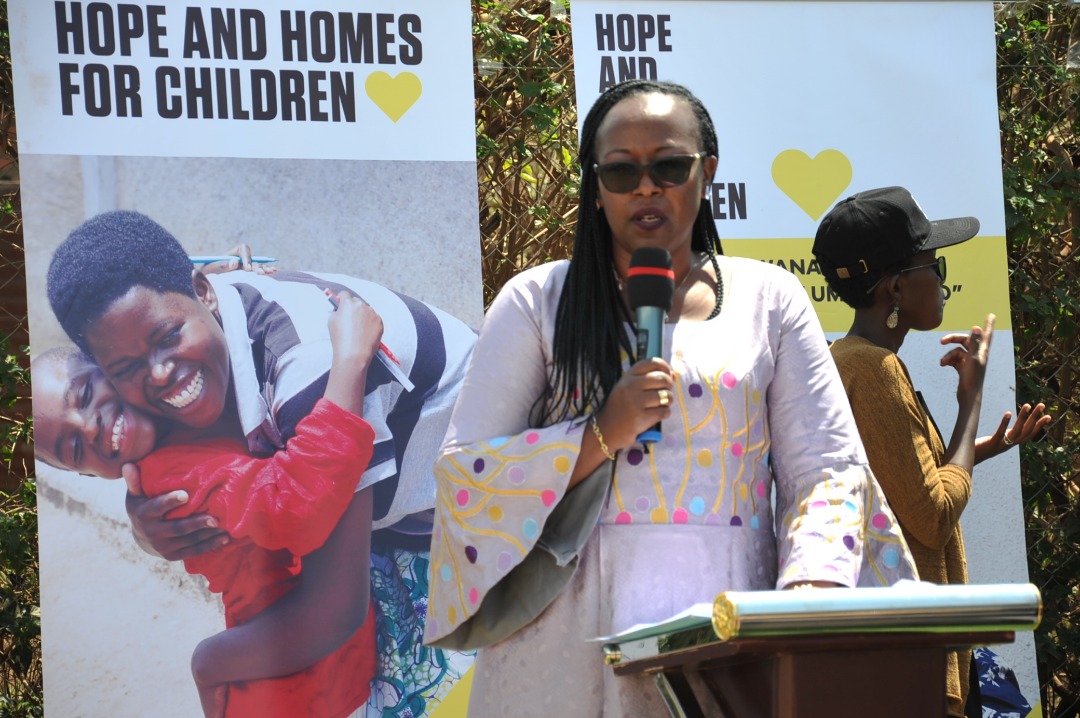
25;154;483;718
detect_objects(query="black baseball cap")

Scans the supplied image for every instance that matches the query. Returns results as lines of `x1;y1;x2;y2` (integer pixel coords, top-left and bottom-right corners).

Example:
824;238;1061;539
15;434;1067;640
812;186;980;280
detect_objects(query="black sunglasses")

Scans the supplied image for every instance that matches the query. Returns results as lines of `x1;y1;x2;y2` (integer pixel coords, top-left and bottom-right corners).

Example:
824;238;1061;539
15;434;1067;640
593;152;706;194
899;255;947;283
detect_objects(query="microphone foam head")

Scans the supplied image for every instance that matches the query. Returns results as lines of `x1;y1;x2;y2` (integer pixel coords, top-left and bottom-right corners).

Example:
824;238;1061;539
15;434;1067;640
627;247;675;311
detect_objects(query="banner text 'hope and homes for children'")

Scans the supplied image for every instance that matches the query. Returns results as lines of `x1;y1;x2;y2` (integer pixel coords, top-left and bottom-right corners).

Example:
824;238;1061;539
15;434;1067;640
55;3;422;122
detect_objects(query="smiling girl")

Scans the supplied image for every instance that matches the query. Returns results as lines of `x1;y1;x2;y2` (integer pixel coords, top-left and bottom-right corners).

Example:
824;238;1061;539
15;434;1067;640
32;290;384;718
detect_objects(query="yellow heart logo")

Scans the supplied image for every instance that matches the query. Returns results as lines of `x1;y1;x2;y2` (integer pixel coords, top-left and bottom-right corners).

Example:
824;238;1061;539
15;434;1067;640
365;71;422;122
771;149;853;220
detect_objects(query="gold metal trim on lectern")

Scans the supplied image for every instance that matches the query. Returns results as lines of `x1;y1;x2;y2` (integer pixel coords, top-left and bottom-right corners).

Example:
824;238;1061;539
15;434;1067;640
602;582;1041;664
602;583;1042;718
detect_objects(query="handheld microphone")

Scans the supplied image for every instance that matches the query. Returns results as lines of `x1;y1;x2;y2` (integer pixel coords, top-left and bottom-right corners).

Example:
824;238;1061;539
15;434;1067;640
627;247;675;446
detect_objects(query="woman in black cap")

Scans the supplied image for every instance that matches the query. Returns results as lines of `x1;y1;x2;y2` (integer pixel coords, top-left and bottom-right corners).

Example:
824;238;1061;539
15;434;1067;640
812;186;1049;717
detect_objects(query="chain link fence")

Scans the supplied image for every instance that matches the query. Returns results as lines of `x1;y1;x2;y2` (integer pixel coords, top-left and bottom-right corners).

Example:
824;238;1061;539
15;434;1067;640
997;2;1080;715
474;1;579;305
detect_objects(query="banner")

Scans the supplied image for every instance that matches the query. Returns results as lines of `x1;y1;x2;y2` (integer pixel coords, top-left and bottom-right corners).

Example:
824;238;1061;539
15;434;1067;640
13;1;474;161
13;1;480;716
572;0;1037;706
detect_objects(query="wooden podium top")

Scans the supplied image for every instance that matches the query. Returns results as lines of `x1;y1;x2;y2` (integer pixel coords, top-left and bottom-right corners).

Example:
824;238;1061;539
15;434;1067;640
610;629;1016;676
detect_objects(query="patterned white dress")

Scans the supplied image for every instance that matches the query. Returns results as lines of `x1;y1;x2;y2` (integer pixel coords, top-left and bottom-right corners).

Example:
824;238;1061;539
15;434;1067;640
425;257;916;717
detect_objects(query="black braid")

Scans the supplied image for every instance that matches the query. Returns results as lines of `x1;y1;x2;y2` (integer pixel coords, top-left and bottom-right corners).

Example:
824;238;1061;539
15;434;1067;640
535;80;724;425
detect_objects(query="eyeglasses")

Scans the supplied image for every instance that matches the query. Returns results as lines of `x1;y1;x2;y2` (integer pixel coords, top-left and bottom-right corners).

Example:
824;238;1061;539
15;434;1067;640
898;255;947;283
864;255;947;295
593;152;706;194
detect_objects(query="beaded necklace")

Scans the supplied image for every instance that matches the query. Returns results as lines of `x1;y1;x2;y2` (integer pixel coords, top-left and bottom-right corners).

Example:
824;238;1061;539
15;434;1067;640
669;249;725;321
704;248;724;320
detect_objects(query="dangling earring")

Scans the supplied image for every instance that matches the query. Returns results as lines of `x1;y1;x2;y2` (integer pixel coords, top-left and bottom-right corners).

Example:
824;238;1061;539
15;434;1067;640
886;305;899;329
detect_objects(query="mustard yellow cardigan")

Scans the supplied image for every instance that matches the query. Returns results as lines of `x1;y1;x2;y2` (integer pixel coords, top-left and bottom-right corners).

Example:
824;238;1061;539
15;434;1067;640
831;336;971;717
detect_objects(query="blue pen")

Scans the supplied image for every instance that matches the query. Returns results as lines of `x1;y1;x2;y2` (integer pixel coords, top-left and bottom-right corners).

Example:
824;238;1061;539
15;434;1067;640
188;255;278;264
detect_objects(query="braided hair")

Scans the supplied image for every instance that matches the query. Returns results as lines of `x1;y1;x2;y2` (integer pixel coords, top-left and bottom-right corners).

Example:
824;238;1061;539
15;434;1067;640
47;211;195;353
537;80;724;425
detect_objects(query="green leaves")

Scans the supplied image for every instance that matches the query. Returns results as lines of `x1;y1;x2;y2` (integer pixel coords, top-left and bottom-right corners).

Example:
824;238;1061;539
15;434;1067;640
474;0;579;305
0;333;34;717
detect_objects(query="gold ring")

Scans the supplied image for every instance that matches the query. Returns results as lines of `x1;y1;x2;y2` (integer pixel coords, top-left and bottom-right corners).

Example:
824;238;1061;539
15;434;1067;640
658;389;671;407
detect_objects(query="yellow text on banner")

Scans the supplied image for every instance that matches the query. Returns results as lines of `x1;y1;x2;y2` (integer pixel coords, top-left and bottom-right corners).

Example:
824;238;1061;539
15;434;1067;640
722;237;1011;333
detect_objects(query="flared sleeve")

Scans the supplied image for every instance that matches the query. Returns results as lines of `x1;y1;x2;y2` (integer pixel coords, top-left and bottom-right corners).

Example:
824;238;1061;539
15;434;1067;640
762;269;917;588
424;263;611;648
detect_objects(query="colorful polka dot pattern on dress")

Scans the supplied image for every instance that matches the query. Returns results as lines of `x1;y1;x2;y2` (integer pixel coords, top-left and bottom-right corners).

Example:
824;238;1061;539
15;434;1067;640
425;308;918;649
776;463;916;588
425;422;582;641
602;362;773;532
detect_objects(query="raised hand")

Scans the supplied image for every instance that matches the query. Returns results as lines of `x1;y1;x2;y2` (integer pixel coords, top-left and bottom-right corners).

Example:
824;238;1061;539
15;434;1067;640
328;290;384;367
976;402;1053;462
940;313;995;404
198;244;277;275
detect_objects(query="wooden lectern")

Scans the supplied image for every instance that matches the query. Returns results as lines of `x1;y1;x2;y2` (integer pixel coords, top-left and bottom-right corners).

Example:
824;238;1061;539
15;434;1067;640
601;584;1041;718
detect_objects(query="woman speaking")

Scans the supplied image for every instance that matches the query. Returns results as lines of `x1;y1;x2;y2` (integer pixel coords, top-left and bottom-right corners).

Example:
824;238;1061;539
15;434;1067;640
425;81;916;716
